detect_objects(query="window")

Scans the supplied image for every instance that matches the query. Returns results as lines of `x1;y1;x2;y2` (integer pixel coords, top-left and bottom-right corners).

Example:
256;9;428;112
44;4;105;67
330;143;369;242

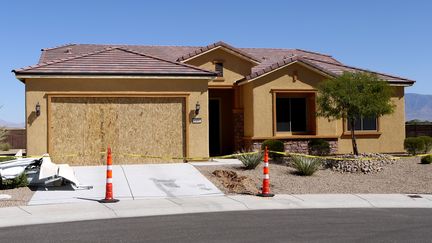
347;116;377;131
276;97;307;132
215;62;223;77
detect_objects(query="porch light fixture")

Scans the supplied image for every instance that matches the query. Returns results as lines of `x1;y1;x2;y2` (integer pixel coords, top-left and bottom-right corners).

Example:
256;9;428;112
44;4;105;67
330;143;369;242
195;102;200;116
35;102;41;117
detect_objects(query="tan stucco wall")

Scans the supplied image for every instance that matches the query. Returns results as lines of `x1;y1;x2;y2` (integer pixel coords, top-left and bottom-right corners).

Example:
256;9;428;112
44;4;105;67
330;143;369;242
184;47;255;85
25;78;210;159
245;63;337;137
337;87;406;153
243;82;254;137
241;62;407;154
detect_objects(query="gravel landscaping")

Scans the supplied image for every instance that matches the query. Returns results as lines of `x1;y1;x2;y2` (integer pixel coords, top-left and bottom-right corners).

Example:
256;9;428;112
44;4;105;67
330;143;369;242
0;187;34;208
196;157;432;194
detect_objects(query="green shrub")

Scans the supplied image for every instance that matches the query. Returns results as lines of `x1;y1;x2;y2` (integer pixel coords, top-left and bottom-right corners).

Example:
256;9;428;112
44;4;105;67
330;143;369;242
418;136;432;154
0;156;15;163
261;140;285;161
404;137;425;155
421;155;432;164
0;143;10;151
0;173;28;189
290;155;322;176
308;139;331;156
236;150;263;170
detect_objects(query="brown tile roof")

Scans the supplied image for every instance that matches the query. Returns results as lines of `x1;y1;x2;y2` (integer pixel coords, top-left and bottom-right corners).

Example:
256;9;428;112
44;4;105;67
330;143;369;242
176;41;261;63
241;56;414;85
302;57;414;84
14;42;415;85
13;47;216;76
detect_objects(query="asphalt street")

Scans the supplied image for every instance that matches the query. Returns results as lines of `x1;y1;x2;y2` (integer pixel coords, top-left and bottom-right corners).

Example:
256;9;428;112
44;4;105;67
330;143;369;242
0;208;431;242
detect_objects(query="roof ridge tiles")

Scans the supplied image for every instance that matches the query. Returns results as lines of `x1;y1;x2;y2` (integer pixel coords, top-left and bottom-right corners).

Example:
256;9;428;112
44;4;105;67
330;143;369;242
14;46;217;76
295;49;333;57
245;56;301;80
13;46;117;72
41;43;76;51
72;43;202;48
239;47;334;59
239;47;294;50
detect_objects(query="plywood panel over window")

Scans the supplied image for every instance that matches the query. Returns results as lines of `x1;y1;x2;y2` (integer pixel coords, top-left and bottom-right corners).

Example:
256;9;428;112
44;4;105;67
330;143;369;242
49;96;186;165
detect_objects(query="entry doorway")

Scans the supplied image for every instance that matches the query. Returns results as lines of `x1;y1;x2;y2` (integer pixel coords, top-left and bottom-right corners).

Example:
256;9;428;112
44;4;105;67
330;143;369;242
209;98;222;156
208;89;235;156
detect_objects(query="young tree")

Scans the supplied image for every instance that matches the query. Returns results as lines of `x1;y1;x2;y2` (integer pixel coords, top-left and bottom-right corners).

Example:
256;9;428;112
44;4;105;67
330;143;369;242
316;71;395;155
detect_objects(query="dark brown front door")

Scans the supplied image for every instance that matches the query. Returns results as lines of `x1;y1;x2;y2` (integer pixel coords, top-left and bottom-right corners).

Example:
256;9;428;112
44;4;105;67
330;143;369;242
209;99;221;156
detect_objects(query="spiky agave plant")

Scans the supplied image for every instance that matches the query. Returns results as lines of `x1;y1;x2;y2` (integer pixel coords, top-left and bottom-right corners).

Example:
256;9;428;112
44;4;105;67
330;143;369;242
236;150;263;170
291;155;322;176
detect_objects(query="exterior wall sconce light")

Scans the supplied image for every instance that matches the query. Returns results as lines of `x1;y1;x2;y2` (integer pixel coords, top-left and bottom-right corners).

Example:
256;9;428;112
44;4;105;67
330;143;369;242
195;102;200;116
35;102;41;117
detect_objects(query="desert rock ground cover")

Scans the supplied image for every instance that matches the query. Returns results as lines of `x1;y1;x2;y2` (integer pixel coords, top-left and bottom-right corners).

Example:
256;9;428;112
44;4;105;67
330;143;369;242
196;157;432;194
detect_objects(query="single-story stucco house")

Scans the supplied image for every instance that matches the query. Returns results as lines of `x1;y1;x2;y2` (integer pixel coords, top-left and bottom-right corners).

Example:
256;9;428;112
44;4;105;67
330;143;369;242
13;41;414;164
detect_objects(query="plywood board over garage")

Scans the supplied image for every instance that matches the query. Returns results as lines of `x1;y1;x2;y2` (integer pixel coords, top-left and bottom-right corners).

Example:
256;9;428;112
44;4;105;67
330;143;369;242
49;95;188;165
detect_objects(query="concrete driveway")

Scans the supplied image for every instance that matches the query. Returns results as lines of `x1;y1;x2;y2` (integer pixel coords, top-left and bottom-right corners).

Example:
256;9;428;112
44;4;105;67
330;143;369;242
29;163;222;205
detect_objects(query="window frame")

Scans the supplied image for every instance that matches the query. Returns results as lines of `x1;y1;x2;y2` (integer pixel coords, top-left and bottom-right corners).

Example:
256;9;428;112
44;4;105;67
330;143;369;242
343;116;381;137
271;90;317;136
347;115;378;131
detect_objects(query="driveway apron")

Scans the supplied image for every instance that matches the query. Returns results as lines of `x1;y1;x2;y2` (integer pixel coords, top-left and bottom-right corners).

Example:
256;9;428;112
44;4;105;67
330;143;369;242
28;163;222;205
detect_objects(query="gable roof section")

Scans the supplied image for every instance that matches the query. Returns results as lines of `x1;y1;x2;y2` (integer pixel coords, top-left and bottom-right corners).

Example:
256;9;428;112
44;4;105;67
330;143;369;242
13;47;217;77
238;56;415;85
176;41;262;64
303;57;415;84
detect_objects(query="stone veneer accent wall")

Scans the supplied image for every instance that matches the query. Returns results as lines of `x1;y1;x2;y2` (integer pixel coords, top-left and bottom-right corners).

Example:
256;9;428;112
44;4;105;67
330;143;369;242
233;110;244;151
244;139;338;154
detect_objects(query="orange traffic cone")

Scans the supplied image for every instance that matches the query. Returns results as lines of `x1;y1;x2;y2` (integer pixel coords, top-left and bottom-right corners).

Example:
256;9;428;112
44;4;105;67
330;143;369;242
99;146;119;203
257;146;274;197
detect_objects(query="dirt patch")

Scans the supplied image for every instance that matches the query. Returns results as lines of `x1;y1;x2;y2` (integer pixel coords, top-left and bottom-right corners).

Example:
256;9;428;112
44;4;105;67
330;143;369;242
0;187;34;207
196;157;432;194
212;170;258;195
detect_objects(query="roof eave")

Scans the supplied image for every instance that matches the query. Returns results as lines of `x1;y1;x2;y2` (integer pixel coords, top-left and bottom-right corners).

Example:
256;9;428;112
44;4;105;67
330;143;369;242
388;80;415;86
236;60;416;87
14;72;217;82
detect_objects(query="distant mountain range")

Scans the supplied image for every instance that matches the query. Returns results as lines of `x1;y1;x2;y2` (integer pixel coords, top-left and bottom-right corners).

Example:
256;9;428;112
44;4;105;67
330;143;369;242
405;93;432;121
0;119;25;129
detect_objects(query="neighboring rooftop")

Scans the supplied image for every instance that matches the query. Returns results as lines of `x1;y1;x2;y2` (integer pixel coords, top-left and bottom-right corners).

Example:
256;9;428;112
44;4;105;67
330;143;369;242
13;41;415;85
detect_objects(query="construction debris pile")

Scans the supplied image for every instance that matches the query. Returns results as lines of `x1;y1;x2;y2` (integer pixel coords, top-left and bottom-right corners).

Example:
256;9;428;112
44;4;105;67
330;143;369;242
0;150;92;190
212;170;258;195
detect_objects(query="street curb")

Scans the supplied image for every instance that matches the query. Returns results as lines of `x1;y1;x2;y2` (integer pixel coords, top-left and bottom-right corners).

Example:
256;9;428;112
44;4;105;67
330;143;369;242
1;194;432;228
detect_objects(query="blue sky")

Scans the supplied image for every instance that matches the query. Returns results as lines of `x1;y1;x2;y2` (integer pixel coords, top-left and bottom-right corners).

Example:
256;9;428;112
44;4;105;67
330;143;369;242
0;0;431;123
